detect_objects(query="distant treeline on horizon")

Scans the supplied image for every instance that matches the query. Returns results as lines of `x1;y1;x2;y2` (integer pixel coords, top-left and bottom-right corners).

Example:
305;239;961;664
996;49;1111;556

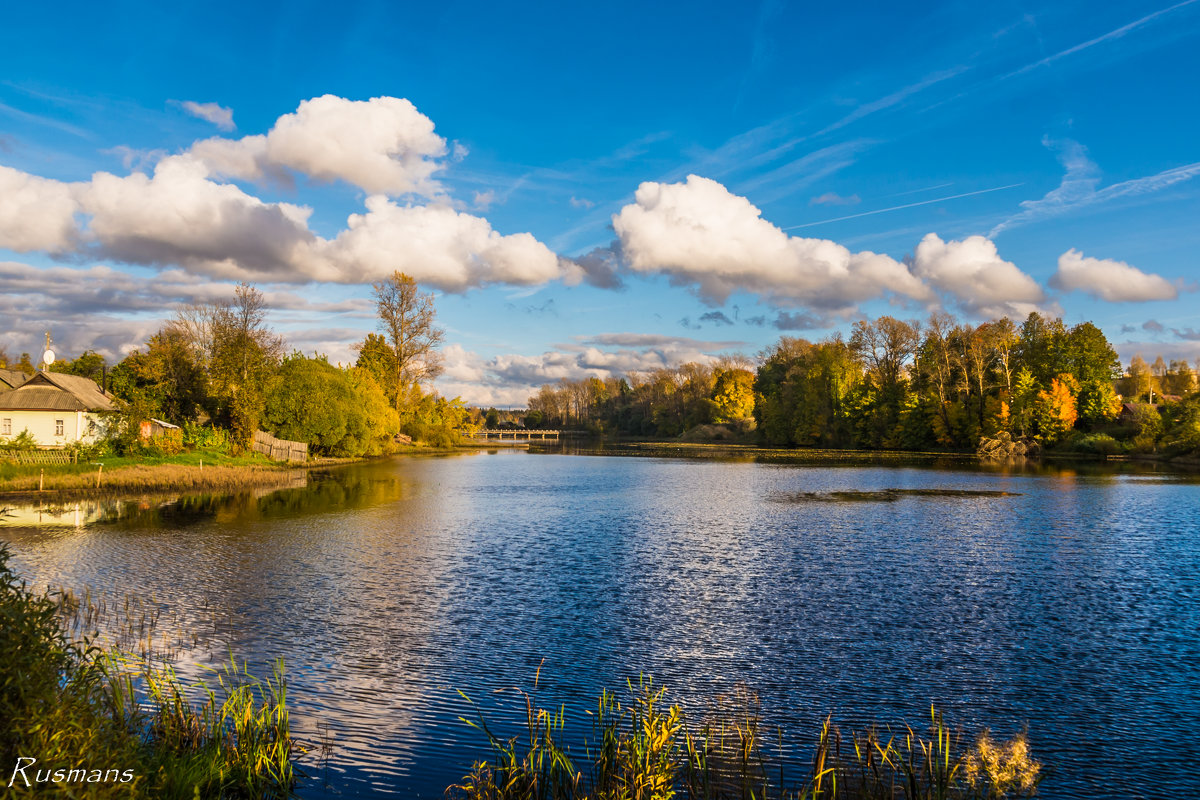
521;311;1200;457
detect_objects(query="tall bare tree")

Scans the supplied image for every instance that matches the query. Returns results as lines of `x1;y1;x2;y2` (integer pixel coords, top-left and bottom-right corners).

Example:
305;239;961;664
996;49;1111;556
850;316;920;390
159;283;283;445
371;272;445;412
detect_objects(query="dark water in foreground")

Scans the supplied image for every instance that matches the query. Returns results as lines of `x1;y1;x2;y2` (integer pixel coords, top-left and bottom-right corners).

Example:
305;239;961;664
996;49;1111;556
3;450;1199;797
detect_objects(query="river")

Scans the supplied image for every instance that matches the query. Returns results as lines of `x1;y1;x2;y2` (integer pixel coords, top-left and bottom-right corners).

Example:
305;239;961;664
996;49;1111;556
3;448;1198;797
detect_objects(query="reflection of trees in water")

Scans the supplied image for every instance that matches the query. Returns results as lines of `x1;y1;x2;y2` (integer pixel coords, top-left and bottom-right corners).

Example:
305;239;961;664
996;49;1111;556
82;466;411;529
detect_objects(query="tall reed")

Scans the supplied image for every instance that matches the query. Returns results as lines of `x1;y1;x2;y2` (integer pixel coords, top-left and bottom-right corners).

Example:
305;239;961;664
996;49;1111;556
449;676;1041;800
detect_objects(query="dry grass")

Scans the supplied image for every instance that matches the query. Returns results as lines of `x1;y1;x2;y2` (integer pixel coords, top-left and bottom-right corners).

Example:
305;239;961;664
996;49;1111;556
0;462;303;500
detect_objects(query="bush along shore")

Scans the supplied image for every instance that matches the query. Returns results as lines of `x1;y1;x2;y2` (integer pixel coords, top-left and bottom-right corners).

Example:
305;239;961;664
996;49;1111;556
0;543;301;799
450;674;1041;800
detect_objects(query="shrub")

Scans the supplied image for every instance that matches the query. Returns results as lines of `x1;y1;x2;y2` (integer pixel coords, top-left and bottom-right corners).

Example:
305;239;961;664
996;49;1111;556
1068;432;1123;455
183;422;231;452
0;428;38;451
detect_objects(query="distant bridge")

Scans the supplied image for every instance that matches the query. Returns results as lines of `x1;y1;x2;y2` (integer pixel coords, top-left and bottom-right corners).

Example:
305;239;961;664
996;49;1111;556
472;429;585;440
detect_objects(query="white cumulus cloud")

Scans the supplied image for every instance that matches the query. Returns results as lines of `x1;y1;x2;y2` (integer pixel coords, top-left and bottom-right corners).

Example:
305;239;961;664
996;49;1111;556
0;137;568;290
0;165;81;253
320;196;574;290
192;95;447;196
611;175;932;310
80;154;318;280
1051;249;1180;302
911;233;1049;319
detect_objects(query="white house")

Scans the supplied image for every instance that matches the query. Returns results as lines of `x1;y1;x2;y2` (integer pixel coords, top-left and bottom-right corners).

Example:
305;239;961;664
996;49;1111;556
0;371;116;447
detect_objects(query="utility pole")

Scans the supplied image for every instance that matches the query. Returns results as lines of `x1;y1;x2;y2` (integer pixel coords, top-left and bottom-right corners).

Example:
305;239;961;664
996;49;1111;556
39;331;55;372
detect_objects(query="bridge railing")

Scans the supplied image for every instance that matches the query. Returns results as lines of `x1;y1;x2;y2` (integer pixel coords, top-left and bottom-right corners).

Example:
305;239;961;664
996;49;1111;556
471;429;587;439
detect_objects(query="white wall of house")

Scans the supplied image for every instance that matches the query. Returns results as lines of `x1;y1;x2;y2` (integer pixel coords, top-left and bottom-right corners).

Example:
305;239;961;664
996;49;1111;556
0;410;104;447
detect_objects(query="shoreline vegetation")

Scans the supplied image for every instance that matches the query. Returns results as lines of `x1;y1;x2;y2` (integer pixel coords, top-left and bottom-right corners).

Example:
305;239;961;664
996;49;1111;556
0;543;298;799
517;313;1200;465
450;675;1040;800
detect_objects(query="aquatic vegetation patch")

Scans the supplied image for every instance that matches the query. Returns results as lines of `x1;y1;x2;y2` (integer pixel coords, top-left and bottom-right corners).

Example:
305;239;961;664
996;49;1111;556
768;488;1021;503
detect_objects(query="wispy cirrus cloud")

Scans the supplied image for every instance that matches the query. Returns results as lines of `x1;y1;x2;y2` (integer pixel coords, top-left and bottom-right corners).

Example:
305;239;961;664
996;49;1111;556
990;138;1200;236
810;192;860;206
817;66;968;136
787;183;1023;230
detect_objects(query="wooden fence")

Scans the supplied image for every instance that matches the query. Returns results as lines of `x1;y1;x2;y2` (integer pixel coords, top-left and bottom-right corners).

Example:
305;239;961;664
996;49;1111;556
0;449;76;465
252;430;308;463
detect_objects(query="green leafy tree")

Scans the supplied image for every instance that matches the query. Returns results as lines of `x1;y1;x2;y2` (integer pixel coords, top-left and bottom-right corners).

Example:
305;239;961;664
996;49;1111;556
109;328;208;422
1125;355;1153;401
1016;312;1068;383
1010;367;1039;437
1077;380;1122;426
48;350;107;382
1065;322;1121;384
264;355;371;457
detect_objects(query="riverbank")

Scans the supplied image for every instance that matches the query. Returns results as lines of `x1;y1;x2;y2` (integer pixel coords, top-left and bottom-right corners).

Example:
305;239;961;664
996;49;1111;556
0;441;510;501
540;437;1200;472
0;448;307;501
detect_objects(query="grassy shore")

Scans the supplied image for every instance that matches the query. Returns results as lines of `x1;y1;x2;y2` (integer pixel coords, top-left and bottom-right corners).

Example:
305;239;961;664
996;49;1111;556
0;448;305;500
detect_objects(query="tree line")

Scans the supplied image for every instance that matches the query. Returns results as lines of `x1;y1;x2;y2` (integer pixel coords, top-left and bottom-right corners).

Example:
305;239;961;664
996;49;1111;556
525;312;1200;456
0;272;473;457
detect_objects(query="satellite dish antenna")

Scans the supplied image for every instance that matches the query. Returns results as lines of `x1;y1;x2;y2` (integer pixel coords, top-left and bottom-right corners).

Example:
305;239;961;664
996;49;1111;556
43;349;56;366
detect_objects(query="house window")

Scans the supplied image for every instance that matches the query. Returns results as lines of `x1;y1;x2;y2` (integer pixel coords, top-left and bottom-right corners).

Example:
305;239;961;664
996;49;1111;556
1;418;9;435
55;419;65;436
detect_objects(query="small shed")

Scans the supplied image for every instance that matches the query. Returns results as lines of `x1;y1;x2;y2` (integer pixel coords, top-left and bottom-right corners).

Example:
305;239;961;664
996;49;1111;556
139;418;181;440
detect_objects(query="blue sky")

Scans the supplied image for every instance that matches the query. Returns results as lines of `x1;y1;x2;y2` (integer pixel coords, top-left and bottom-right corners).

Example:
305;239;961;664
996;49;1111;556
1;0;1198;405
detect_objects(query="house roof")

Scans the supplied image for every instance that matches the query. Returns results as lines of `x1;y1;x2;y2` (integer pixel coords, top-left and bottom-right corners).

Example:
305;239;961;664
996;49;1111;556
0;371;116;412
0;368;29;390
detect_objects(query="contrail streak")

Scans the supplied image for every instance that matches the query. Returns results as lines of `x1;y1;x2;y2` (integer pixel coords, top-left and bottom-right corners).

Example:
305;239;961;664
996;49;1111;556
783;183;1025;230
1005;0;1199;80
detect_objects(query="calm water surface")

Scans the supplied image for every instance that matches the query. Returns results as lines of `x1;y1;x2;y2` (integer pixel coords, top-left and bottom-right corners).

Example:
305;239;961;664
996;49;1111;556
3;450;1199;798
